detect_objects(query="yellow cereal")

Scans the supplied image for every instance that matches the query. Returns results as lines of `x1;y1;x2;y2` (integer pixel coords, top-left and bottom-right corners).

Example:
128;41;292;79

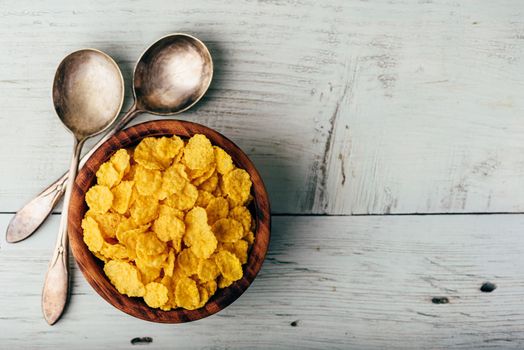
229;206;252;232
111;180;134;214
86;211;120;239
195;190;215;208
217;276;234;289
163;249;176;277
83;134;255;311
212;183;224;197
100;243;129;260
177;249;200;276
158;163;188;200
154;136;184;168
134;165;162;197
85;185;113;214
219;240;249;264
183;208;217;258
215;250;243;281
223;168;251;206
144;282;169;308
174;277;200;310
123;163;139;181
244;231;255;246
201;280;217;296
116;218;149;238
134;137;163;170
159;275;177;311
198;171;218;193
96;162;120;188
82;216;104;252
196;285;211;308
182;134;215;170
188;228;217;259
104;260;145;297
152;210;185;243
212;218;244;243
191;166;216;186
93;251;109;263
214;146;234;175
110;149;131;175
136;233;167;260
158;204;185;220
130;195;159;225
206;197;229;225
164;183;198;211
116;223;150;258
197;258;220;282
135;256;162;284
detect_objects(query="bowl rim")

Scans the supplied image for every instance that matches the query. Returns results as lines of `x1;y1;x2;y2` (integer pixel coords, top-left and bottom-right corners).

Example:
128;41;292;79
68;119;271;323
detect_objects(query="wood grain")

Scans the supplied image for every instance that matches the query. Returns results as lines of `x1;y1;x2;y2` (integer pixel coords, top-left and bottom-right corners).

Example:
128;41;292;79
68;120;270;323
1;0;524;215
2;214;524;348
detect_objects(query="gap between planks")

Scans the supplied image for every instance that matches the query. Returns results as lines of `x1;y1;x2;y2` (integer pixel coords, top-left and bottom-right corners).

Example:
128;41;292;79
2;211;524;216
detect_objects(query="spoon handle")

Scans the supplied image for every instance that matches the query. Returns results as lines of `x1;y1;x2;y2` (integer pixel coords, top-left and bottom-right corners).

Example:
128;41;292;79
6;106;140;243
42;138;83;325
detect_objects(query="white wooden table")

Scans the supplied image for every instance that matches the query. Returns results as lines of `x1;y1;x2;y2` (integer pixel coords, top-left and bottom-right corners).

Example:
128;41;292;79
1;1;524;348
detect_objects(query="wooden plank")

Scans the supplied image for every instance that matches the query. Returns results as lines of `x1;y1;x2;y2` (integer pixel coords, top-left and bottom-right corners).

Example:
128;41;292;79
1;0;524;215
1;213;524;349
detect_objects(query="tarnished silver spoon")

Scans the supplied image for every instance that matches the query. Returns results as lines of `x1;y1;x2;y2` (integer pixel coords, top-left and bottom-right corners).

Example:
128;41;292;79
42;49;124;325
6;33;213;243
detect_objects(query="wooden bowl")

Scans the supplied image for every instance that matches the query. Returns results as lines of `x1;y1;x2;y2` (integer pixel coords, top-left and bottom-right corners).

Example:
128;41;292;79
68;120;271;323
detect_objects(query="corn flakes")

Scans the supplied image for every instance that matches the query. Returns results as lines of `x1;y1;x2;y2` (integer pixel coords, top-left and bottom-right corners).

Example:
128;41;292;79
82;216;104;252
144;282;169;308
153;208;185;242
96;162;120;188
197;258;220;282
199;171;218;193
110;149;131;175
176;248;200;276
86;211;120;239
182;134;214;170
164;183;198;211
214;250;243;281
229;206;253;233
86;185;113;214
100;242;129;260
82;133;255;311
130;195;159;225
223;169;251;206
104;260;145;297
174;277;200;310
219;240;249;264
111;181;134;214
206;197;229;225
134;165;162;197
214;146;234;175
195;190;215;208
212;218;244;243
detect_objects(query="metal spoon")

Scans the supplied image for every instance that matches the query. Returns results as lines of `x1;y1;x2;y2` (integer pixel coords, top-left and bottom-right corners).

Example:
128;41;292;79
42;49;124;325
6;33;213;243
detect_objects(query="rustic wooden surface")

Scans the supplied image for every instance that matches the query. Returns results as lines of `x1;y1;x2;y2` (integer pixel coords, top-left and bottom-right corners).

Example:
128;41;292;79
2;214;524;349
2;0;524;348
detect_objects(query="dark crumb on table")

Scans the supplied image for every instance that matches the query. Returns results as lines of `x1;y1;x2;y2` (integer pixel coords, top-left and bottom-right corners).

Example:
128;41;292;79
480;282;496;293
131;337;153;345
431;297;449;304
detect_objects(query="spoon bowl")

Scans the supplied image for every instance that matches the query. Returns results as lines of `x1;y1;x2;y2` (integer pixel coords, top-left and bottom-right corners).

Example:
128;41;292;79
134;33;213;114
53;49;125;139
